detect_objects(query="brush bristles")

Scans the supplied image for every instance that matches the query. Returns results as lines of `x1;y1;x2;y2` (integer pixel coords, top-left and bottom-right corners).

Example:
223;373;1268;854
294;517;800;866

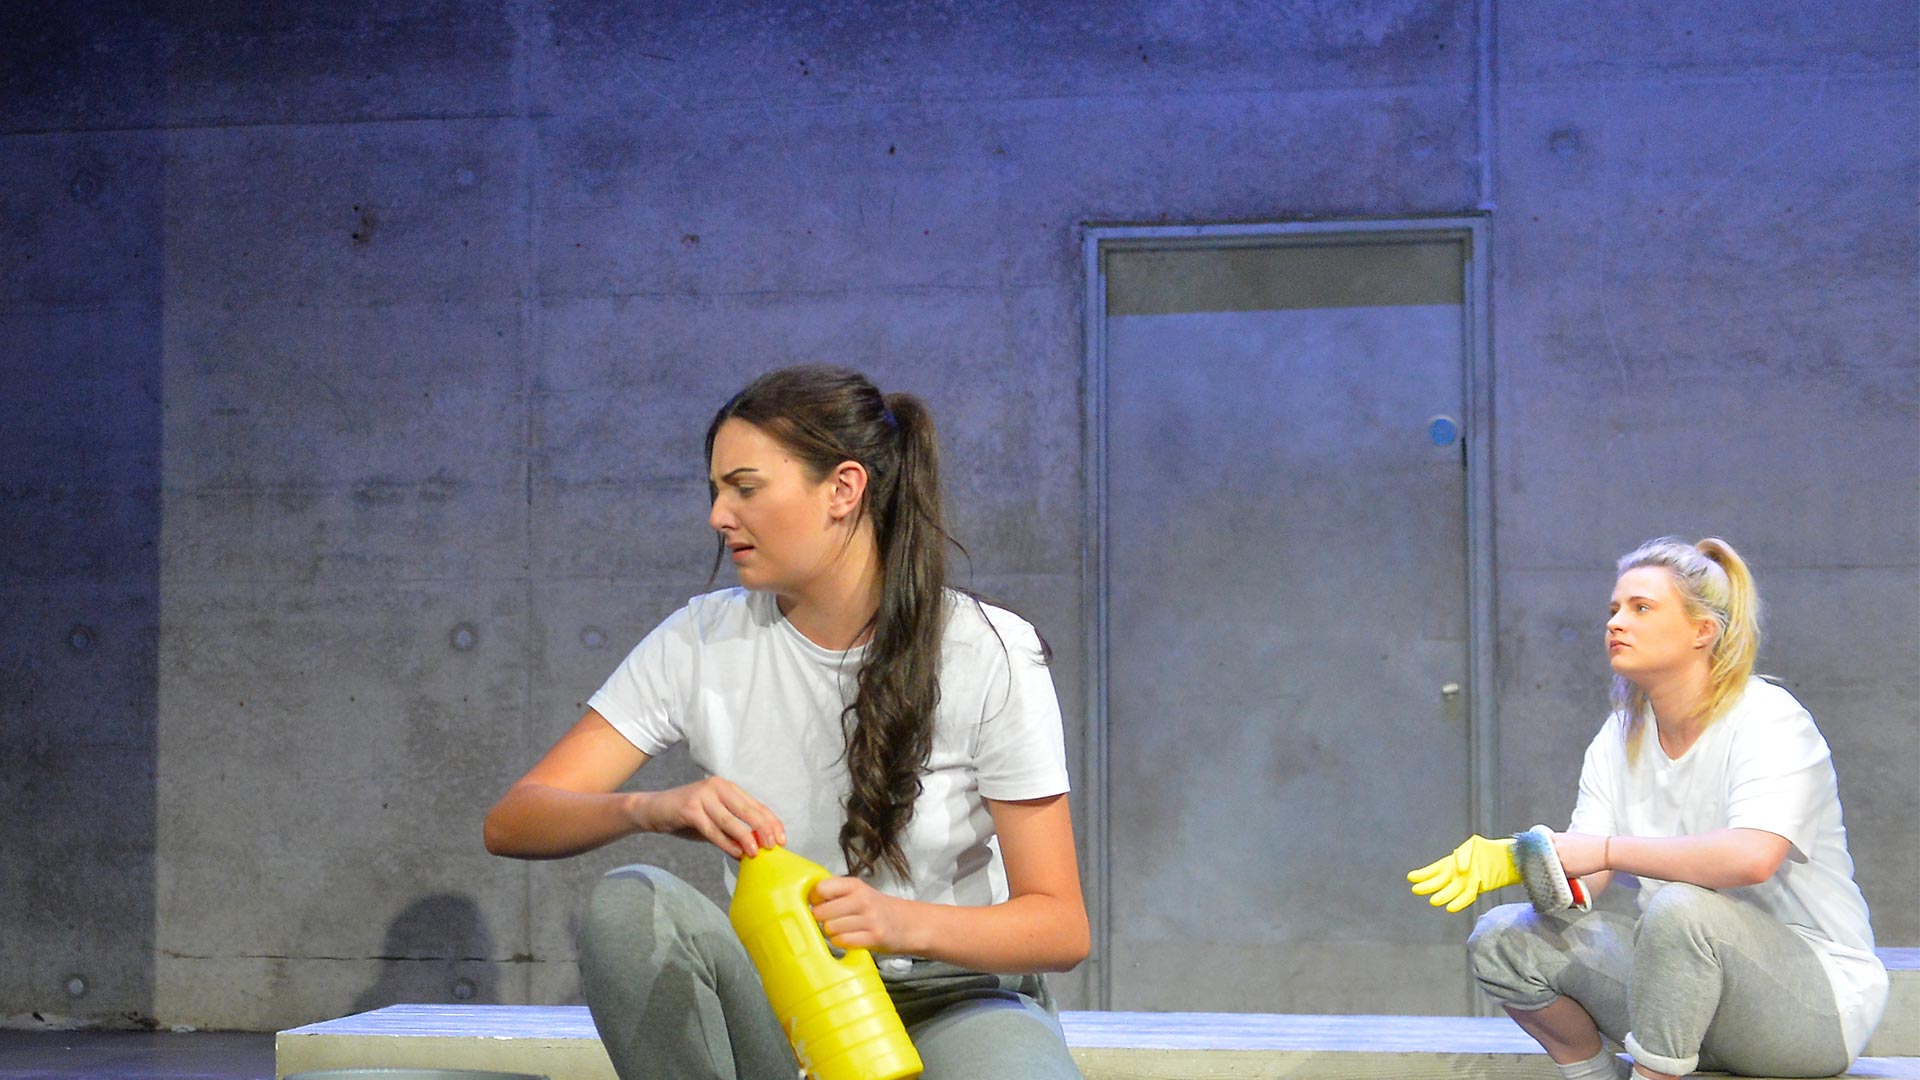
1511;825;1576;914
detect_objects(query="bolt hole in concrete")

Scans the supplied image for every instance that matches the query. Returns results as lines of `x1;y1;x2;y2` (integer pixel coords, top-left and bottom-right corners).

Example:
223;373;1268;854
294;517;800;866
448;623;478;651
349;203;378;244
68;170;104;203
66;624;95;653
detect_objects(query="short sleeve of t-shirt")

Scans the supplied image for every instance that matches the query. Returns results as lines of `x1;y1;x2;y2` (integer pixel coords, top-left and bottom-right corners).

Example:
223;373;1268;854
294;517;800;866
965;608;1071;803
586;604;695;757
1723;696;1830;857
1567;716;1626;836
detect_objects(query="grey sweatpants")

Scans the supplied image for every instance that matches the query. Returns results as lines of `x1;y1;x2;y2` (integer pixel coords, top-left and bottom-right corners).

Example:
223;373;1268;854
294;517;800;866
1468;882;1849;1077
578;864;1083;1080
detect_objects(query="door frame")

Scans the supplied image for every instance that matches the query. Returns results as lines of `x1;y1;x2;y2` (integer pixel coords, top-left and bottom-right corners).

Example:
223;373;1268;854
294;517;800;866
1078;218;1497;1010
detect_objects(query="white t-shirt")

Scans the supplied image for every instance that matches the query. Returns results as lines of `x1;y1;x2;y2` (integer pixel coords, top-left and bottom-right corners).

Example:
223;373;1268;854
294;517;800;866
1568;677;1888;1059
588;587;1071;907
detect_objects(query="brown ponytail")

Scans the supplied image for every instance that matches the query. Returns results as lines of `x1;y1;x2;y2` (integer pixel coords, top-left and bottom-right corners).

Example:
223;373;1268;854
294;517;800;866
705;367;956;879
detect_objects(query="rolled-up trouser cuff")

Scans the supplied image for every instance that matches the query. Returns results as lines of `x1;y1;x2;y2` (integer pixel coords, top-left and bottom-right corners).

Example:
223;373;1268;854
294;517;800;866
1625;1031;1698;1076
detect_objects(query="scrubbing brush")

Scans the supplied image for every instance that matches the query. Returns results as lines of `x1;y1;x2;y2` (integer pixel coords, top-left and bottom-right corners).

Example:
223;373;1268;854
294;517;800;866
1409;830;1599;914
1512;824;1591;914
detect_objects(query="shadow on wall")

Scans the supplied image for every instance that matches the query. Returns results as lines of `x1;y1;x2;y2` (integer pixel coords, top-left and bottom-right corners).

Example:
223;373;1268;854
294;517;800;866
352;894;498;1013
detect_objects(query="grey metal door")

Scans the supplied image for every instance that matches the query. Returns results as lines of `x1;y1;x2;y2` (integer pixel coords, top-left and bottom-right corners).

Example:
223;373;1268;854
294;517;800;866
1088;225;1490;1014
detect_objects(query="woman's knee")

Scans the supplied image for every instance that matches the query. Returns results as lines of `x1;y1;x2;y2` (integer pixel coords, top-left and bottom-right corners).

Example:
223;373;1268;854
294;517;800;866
910;996;1076;1079
1467;903;1558;1005
580;864;718;961
1467;903;1541;972
586;865;671;930
1633;883;1725;952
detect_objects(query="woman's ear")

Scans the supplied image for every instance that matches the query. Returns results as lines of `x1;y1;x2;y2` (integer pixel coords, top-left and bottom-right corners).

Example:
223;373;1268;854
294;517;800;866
826;460;869;521
1694;616;1718;650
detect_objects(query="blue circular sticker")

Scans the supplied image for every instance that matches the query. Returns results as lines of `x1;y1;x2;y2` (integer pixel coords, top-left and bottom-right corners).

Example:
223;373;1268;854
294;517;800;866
1428;416;1459;447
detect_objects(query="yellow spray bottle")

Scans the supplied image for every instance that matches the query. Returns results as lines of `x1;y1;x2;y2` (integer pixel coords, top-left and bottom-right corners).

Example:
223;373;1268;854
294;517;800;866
729;845;923;1080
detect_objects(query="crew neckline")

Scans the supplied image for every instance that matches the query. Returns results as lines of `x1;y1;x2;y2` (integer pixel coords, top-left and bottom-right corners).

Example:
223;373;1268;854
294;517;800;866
756;589;871;666
1648;684;1754;766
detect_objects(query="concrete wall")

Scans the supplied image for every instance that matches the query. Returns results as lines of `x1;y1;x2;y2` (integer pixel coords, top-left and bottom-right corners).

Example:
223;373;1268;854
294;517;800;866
1489;1;1920;943
1;0;1912;1030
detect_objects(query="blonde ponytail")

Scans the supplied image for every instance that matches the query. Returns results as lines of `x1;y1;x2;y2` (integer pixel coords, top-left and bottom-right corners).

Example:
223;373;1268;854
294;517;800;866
1612;536;1763;760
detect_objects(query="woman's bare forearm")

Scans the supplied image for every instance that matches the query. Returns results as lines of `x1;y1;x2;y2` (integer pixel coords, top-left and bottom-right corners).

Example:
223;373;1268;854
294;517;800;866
483;782;647;859
889;892;1090;973
1609;829;1788;889
1559;828;1789;890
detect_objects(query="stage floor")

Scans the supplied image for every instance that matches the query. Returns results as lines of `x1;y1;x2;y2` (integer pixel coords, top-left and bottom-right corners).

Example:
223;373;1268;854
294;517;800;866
0;1029;273;1080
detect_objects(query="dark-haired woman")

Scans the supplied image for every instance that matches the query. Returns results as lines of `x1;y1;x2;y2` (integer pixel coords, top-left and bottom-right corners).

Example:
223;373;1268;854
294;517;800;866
484;366;1088;1079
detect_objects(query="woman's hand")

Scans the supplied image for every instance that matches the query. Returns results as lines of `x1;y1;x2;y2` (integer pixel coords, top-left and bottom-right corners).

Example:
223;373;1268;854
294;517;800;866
796;795;1088;972
810;876;916;954
636;777;786;859
1552;831;1611;879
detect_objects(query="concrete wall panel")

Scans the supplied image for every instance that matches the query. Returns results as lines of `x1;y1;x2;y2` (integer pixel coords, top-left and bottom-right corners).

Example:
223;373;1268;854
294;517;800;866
1500;0;1916;79
535;105;1008;299
0;123;165;1025
150;953;516;1033
536;87;1479;302
537;0;1474;115
152;579;529;1027
158;302;528;585
162;122;527;310
0;584;158;1022
1498;366;1917;571
1494;75;1913;321
0;306;165;584
0;133;164;311
0;307;164;489
0;1;520;134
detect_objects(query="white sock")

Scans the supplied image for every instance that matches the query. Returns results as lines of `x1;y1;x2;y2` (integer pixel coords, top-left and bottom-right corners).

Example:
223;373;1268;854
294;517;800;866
1556;1047;1629;1080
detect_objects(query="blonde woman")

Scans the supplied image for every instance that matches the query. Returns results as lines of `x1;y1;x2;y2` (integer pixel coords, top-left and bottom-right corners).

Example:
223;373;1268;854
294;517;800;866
1429;538;1886;1079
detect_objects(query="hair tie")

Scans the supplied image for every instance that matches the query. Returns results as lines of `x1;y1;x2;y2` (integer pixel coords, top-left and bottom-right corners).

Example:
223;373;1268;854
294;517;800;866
881;408;898;430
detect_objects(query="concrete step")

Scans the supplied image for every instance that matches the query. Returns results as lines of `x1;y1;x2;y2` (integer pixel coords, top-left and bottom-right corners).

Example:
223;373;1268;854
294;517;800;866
279;1006;609;1080
278;1002;1917;1080
1064;1011;1919;1078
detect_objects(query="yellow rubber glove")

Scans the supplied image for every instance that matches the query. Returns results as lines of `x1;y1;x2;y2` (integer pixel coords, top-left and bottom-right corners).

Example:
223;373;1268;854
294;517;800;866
1407;835;1520;913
